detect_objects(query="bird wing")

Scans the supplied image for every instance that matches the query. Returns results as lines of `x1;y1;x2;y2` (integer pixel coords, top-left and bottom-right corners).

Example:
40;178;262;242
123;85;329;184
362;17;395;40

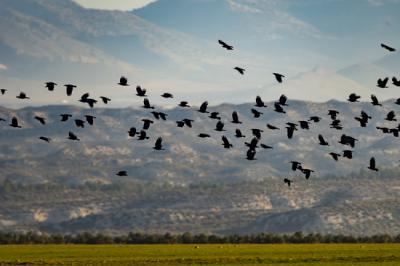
279;94;287;105
370;157;376;168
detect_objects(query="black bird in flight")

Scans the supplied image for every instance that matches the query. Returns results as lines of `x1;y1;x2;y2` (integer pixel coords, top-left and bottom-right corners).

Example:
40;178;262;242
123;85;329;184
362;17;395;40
182;119;194;128
74;119;85;128
339;134;358;148
329;152;341;161
309;116;321;123
328;110;339;120
0;89;7;95
234;67;245;75
152;112;168;121
381;43;396;52
255;96;267;107
318;134;329;146
34;116;46;125
284;178;292;187
64;84;76;96
68;131;80;141
274;102;286;113
198;133;211;138
390;128;399;137
286;123;298;139
302;168;314;179
290;161;301;171
9;117;21;128
221;136;233;149
116;171;128;177
260;144;273;149
385;111;396;121
39;136;51;143
298;121;310;130
377;77;389;88
330;119;343;130
198;101;209;113
246;148;257;160
128;127;137;137
153;137;164;150
251;108;263;118
231;111;242;124
376;126;390;134
395;98;400;105
267;124;279;130
209;112;221;120
252;128;263;139
179;101;190;108
85;115;96;125
355;116;367;127
137;130;149;140
343;150;353;159
245;138;259;150
142;119;154;130
393;77;400;87
218;40;233;50
273;73;285;83
235;129;245;138
45;82;57;91
118;76;129;86
176;121;185;128
348;93;361;102
16;92;29;99
136;86;147;97
161;93;173;98
215;121;225;131
60;114;72;122
143;98;154;109
100;96;111;104
368;157;378;171
370;94;381;106
79;93;97;108
278;94;288;106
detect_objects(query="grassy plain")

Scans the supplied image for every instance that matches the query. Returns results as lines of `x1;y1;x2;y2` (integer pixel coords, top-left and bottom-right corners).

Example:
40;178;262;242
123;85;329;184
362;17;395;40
0;244;399;265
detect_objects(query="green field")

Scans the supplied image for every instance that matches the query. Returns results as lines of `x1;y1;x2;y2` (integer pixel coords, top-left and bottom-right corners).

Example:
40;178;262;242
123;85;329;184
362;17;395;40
0;244;399;265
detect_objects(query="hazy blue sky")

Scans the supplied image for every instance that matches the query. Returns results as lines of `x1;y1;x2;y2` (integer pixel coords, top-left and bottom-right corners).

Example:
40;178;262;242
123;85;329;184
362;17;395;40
73;0;156;10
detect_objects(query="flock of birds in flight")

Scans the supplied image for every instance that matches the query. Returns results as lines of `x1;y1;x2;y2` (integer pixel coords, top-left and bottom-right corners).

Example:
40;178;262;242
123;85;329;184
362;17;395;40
1;41;399;187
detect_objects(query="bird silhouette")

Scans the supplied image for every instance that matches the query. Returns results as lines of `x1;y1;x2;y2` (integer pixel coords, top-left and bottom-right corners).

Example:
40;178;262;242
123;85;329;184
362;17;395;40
286;125;297;139
266;124;279;130
328;110;339;120
176;121;185;128
348;93;361;102
60;114;72;122
158;112;168;121
128;127;137;137
274;102;286;113
45;82;57;91
215;121;225;131
246;148;257;160
182;119;194;128
221;136;233;149
34;116;46;125
330;119;343;130
161;93;173;98
355;116;367;127
116;171;128;176
251;109;263;118
376;126;390;134
118;76;129;86
298;121;310;130
329;152;341;161
39;136;51;143
381;43;396;52
260;144;273;149
245;138;259;150
368;157;378;171
136;86;147;97
343;150;353;159
309;116;321;123
16;92;29;99
255;96;267;107
290;161;301;171
64;84;76;96
0;89;7;95
153;137;164;150
218;40;234;50
284;178;292;187
377;77;389;88
68;131;80;141
198;101;209;113
198;133;211;138
100;96;111;104
231;111;242;124
179;101;190;108
251;128;263;139
137;130;149;140
79;94;97;108
235;129;245;138
318;134;329;146
278;94;288;106
234;67;245;75
390;128;399;137
209;112;221;120
393;77;400;87
339;134;358;148
142;119;154;130
302;168;314;179
395;99;400;105
74;119;85;128
273;73;285;83
143;98;154;109
385;111;396;121
85;115;96;125
9;117;21;128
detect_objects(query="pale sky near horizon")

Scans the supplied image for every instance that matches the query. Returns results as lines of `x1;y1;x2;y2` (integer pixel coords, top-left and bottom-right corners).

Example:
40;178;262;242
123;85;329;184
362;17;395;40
73;0;156;10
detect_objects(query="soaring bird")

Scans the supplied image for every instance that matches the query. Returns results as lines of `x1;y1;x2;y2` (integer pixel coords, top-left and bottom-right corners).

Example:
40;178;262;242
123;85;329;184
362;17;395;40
252;128;263;139
255;96;267;107
348;93;361;102
198;133;211;138
343;150;353;159
284;178;292;187
158;112;168;121
153;137;164;150
176;121;185;128
274;102;286;113
151;112;161;120
390;128;399;137
377;77;389;88
60;114;72;122
218;40;234;50
286;126;296;139
381;43;396;52
302;168;314;179
198;101;209;113
393;77;400;87
290;161;301;171
79;94;97;108
329;152;341;161
64;84;76;96
371;95;382;106
298;121;310;130
16;92;29;99
142;119;154;130
161;93;173;98
339;134;358;148
231;111;242;124
179;101;190;108
278;94;288;106
267;124;279;130
251;109;263;118
209;112;221;120
234;67;245;75
246;148;257;160
330;119;343;130
328;110;339;120
118;76;129;86
136;86;146;97
376;126;390;134
235;129;245;138
309;116;321;123
182;119;194;128
215;121;225;131
100;96;111;104
318;134;329;146
0;89;7;95
9;117;21;128
68;131;80;141
368;157;378;171
116;171;128;176
143;98;154;109
245;138;259;150
85;115;96;125
45;82;57;91
137;130;149;140
273;73;285;83
221;136;233;149
128;127;137;137
355;116;367;127
385;111;396;121
74;119;85;128
39;136;51;143
34;116;46;125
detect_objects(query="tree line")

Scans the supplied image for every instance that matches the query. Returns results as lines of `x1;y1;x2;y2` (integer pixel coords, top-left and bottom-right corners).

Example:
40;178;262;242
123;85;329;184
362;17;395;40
0;231;399;244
